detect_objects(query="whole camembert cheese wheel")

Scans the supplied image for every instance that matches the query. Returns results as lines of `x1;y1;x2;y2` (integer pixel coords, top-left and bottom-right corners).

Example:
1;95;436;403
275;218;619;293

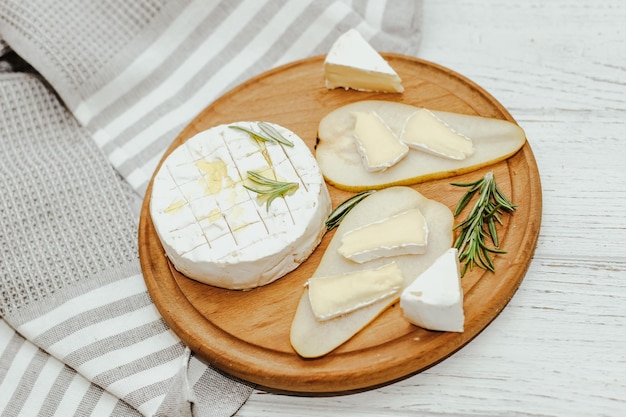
150;122;331;290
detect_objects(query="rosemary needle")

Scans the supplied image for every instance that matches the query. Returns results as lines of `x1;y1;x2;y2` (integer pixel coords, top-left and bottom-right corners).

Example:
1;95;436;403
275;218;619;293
325;190;374;231
451;171;516;276
243;171;299;211
229;122;294;147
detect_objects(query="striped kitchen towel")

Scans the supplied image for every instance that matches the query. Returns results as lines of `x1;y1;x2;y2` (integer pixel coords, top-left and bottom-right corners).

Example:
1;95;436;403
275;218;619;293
0;1;422;416
0;72;253;416
0;320;144;417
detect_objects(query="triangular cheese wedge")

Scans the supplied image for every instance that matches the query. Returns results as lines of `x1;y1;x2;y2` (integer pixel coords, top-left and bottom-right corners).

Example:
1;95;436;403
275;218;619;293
324;29;403;93
400;248;465;332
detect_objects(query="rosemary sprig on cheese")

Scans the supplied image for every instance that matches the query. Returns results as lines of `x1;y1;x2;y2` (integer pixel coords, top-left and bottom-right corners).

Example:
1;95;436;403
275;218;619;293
451;171;516;276
229;122;294;147
244;170;299;210
325;190;375;230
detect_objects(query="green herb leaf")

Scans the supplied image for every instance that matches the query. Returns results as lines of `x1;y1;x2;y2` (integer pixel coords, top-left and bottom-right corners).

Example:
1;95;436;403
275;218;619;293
243;171;299;211
452;171;516;276
258;122;294;147
229;122;294;147
325;190;375;231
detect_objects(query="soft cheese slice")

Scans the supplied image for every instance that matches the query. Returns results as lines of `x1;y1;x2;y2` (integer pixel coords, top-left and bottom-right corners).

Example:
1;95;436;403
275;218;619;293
150;122;331;290
290;186;453;358
352;111;409;171
324;28;403;93
307;262;403;321
338;208;428;263
400;248;464;332
401;109;475;160
317;100;526;191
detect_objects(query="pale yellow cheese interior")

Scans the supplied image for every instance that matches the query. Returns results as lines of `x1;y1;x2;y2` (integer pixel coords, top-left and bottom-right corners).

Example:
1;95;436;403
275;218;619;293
325;65;404;93
323;28;403;93
338;208;428;263
401;109;475;160
352;111;408;171
307;262;403;321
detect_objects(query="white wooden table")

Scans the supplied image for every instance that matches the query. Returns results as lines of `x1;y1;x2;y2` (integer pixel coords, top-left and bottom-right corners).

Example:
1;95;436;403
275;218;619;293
237;1;626;415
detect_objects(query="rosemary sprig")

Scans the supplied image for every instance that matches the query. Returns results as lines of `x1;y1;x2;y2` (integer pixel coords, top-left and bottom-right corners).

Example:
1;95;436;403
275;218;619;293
325;190;375;231
451;171;516;276
229;122;294;147
243;170;299;211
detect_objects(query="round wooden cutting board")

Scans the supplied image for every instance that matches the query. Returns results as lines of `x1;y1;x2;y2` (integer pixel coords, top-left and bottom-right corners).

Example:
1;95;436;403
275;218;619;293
138;54;542;393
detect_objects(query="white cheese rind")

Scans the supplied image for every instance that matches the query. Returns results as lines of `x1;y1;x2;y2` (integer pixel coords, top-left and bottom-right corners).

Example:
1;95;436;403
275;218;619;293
307;262;403;321
338;208;428;263
352;111;409;172
400;248;465;332
324;29;403;93
150;122;331;290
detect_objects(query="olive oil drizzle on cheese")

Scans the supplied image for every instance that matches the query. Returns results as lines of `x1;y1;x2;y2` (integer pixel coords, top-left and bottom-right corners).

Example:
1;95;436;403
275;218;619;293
219;130;272;237
164;161;215;250
195;156;240;246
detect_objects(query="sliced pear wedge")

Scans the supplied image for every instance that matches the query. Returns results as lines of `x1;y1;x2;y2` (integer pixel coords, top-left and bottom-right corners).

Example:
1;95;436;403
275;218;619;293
290;186;453;358
316;100;526;191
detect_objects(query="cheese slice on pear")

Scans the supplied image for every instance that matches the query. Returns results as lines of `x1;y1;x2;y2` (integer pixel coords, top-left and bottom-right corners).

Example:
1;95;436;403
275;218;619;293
316;100;526;191
290;186;453;358
307;262;404;321
338;208;428;263
351;111;409;172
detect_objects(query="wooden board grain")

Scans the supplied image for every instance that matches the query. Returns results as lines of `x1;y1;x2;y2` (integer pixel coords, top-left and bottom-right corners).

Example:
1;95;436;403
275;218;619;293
138;54;542;393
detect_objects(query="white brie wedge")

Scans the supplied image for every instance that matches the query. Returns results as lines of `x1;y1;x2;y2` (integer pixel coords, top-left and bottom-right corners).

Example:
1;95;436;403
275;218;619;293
150;122;331;290
324;28;403;93
400;248;465;332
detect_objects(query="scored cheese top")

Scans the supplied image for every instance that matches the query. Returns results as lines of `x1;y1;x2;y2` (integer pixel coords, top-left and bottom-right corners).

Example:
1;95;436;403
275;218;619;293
150;122;331;290
324;28;403;93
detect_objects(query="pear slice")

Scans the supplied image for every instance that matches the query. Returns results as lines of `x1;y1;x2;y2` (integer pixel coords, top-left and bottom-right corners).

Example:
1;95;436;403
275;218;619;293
316;100;526;191
290;186;453;358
